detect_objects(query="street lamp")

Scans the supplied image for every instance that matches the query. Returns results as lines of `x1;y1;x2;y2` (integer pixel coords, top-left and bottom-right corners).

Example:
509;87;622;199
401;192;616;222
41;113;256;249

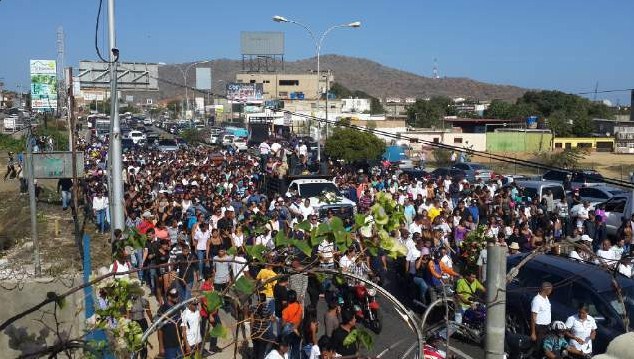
273;15;361;161
161;60;212;120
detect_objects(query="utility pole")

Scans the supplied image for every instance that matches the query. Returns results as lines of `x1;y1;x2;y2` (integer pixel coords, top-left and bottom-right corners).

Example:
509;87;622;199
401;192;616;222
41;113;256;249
485;243;507;359
66;67;83;259
107;0;124;237
27;122;41;276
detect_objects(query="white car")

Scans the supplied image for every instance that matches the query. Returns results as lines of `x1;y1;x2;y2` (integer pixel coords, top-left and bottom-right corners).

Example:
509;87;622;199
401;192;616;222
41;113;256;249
233;138;248;152
128;130;146;144
285;178;357;219
221;134;235;146
143;118;153;126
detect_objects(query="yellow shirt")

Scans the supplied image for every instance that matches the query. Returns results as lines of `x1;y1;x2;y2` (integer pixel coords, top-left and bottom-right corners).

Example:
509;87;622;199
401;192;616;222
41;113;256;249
256;268;277;298
428;206;441;222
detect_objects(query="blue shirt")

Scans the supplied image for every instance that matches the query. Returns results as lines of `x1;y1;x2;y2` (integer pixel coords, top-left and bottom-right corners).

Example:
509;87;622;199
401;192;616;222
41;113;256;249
543;335;569;355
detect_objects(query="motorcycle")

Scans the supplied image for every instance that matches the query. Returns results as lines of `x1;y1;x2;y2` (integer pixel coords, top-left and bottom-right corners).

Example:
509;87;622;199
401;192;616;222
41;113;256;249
337;283;382;334
456;302;486;345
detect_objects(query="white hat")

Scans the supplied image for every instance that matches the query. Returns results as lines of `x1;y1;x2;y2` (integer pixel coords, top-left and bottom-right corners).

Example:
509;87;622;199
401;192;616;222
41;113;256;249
142;211;153;218
581;234;593;242
509;242;520;250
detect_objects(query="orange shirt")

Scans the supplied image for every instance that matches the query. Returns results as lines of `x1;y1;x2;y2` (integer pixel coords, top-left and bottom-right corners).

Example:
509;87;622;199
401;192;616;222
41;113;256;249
282;302;303;327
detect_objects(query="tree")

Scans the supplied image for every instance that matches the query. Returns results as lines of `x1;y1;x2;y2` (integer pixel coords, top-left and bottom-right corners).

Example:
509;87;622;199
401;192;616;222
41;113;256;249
485;100;515;119
167;100;182;118
406;99;445;128
370;98;385;114
325;128;385;163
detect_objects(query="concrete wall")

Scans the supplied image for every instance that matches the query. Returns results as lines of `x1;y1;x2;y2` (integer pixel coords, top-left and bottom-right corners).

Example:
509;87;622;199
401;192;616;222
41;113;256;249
486;131;552;152
0;275;86;357
402;131;487;152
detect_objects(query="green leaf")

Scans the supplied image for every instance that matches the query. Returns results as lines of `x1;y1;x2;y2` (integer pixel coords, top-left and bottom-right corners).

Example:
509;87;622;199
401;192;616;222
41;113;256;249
234;276;255;295
343;328;358;347
366;245;378;257
246;244;267;262
203;291;223;312
329;216;344;231
354;214;366;227
209;323;228;339
314;273;327;284
56;297;66;310
356;328;374;349
295;220;312;232
292;239;313;257
227;247;237;256
274;231;291;247
317;222;331;236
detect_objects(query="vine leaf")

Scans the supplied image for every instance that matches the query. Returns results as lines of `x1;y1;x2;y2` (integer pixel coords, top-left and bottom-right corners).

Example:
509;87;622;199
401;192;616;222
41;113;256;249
234;276;255;295
209;324;228;338
203;291;222;312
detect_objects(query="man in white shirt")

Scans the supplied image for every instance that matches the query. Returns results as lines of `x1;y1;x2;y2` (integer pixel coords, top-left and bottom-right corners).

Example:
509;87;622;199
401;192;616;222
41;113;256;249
530;282;553;343
181;300;202;353
476;248;487;283
92;191;109;234
270;141;282;156
298;142;308;158
565;303;597;356
318;238;336;268
339;247;356;272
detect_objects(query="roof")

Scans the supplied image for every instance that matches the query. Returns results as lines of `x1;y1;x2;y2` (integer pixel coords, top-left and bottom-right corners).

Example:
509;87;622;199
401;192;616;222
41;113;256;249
509;253;634;294
513;180;562;187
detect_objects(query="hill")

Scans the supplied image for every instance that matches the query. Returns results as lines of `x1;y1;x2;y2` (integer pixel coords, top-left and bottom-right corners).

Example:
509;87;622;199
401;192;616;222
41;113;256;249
156;55;528;102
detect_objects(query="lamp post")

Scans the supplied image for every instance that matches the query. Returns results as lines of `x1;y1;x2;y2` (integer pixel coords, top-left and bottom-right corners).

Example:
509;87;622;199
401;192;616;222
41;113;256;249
166;60;212;120
273;15;361;161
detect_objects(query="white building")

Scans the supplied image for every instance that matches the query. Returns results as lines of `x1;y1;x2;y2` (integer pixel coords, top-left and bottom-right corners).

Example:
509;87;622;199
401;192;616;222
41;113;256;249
341;98;371;113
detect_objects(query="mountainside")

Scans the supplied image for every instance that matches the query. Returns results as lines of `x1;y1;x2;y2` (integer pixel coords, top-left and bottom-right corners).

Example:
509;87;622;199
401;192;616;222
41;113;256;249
156;55;528;102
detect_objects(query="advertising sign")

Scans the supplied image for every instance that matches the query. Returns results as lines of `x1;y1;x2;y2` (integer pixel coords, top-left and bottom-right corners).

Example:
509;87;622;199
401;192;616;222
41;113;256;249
241;32;284;55
24;152;85;179
226;83;263;102
30;60;57;111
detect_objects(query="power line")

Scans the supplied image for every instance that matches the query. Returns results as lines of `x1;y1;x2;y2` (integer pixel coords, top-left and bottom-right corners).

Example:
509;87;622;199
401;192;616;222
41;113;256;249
113;62;634;189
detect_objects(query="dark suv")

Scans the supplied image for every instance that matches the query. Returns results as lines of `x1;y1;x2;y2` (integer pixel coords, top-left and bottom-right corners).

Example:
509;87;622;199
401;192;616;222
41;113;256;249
506;254;634;354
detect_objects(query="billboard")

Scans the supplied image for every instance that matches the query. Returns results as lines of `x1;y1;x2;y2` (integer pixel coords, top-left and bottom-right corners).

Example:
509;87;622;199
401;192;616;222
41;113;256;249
30;60;58;111
195;68;212;90
226;83;263;102
78;61;159;90
241;32;284;55
24;152;85;179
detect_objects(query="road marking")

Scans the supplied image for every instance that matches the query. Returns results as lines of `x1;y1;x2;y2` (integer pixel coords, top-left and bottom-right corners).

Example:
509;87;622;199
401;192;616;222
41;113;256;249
449;345;476;359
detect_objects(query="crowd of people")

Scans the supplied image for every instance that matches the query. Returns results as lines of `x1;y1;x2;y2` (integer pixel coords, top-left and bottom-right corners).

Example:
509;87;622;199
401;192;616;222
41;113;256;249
46;124;634;359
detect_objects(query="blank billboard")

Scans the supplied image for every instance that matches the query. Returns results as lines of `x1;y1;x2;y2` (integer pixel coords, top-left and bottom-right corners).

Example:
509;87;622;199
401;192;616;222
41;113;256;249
196;67;212;90
78;61;159;91
241;32;284;55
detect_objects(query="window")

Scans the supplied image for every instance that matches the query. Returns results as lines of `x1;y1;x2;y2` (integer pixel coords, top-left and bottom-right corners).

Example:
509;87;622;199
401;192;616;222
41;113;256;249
278;92;288;97
264;80;270;84
279;80;300;86
433;138;439;143
565;143;572;149
454;137;463;144
604;198;626;213
555;143;563;148
544;185;565;201
453;163;468;170
249;80;256;84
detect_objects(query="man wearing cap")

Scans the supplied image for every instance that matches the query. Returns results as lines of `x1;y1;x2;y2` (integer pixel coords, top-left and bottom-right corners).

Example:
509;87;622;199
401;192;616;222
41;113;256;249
137;211;155;235
157;288;186;359
509;242;521;255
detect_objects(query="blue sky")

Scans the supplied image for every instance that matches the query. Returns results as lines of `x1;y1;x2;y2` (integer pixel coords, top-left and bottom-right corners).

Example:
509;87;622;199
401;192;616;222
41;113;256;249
1;0;632;104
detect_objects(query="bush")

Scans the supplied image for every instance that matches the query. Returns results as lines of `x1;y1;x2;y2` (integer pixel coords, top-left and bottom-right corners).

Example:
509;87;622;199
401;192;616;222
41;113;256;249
180;129;206;146
534;147;587;169
432;148;452;166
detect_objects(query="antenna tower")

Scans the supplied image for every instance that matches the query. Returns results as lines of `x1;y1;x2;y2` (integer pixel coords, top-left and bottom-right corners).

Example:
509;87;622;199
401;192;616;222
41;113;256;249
433;58;440;79
56;26;66;114
593;81;599;101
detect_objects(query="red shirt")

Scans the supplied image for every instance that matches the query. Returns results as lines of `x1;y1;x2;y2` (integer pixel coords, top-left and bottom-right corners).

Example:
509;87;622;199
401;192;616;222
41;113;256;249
137;220;154;235
199;280;215;318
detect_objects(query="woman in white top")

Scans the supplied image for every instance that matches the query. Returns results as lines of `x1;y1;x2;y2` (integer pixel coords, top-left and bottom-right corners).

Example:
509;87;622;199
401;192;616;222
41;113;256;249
181;300;202;354
232;226;245;248
193;222;211;277
565;303;597;356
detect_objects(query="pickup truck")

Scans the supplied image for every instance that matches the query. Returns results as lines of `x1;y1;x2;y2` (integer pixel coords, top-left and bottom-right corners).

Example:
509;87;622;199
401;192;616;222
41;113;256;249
283;177;357;220
598;190;634;237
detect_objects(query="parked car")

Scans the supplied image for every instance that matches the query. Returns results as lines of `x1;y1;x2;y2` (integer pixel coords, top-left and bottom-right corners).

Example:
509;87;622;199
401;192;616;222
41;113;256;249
513;180;568;217
121;138;136;152
233;138;248;152
430;167;466;181
221;134;235;146
399;168;430;181
542;169;605;189
128;130;146;145
506;253;634;354
451;162;493;182
597;191;634;237
157;139;179;152
567;185;626;207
